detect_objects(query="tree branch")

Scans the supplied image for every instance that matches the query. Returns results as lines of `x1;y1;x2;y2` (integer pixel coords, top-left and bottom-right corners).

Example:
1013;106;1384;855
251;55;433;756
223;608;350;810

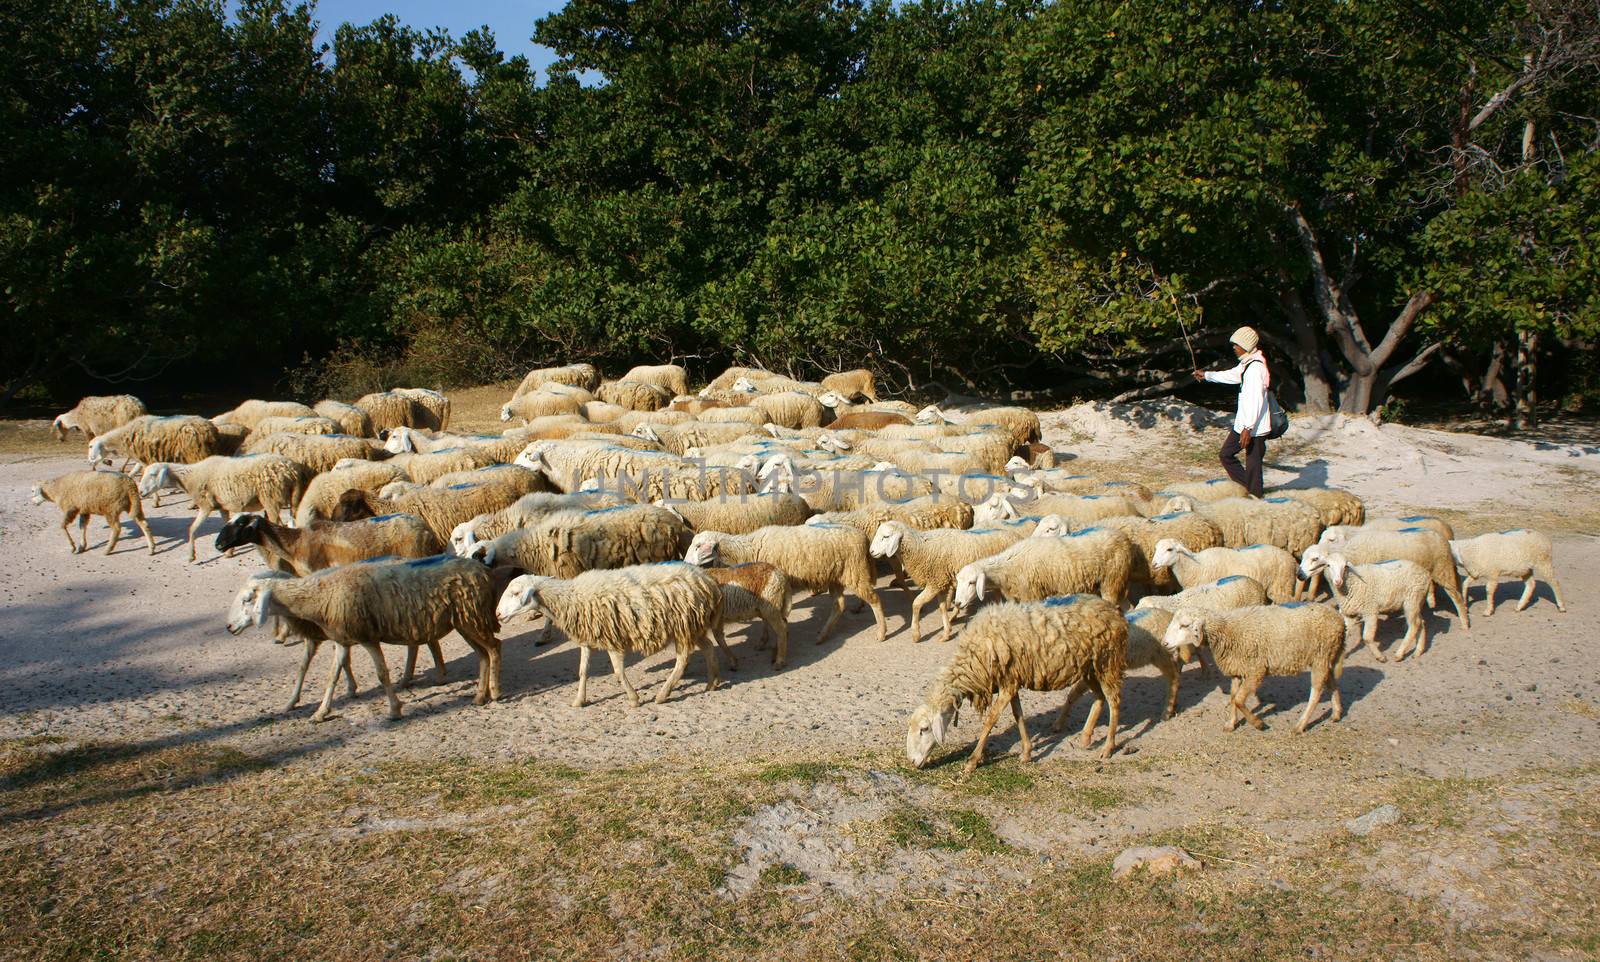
1368;289;1437;369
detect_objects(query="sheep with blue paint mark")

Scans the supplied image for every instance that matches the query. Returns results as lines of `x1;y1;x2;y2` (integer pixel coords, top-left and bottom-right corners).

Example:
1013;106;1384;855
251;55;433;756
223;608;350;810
1149;538;1302;602
1163;494;1324;556
870;522;1029;643
1053;606;1183;735
1298;552;1433;661
953;526;1137;609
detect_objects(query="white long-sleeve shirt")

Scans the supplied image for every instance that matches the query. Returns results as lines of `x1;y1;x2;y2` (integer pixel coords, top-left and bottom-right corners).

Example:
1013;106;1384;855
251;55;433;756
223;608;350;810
1203;351;1272;435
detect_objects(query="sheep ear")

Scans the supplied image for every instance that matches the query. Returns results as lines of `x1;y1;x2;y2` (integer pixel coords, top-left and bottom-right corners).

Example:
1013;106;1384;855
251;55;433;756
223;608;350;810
974;569;988;600
250;585;272;627
930;709;946;743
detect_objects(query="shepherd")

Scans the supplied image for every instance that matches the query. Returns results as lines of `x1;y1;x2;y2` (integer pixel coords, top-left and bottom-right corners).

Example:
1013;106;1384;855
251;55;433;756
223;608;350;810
1193;326;1279;498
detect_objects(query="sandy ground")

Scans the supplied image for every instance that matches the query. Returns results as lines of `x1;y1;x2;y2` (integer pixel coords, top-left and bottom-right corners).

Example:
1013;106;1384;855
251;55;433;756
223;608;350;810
2;402;1598;773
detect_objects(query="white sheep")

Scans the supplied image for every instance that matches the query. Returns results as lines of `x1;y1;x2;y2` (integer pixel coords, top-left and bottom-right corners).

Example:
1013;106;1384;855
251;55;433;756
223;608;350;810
596;379;673;411
953;527;1136;610
512;362;601;398
1135;575;1269;614
339;482;527;542
707;562;793;670
1164;495;1324;556
226;556;508;721
914;404;1042;449
51;395;147;442
1148;538;1302;602
1161;603;1347;733
391;388;452;431
685;524;886;644
906;595;1127;772
1154;478;1248;504
497;562;723;707
1086;511;1225;593
654;492;811;534
213;399;317;430
248;415;341;438
501;390;584;423
1052;606;1183;735
1268;487;1366;527
870;522;1026;643
1300;553;1433;661
31;470;156;555
1449;530;1566;616
620;363;691;398
449;491;624;556
139;455;311;561
1307;529;1469;628
974;488;1143;528
752;391;828;429
313;399;375;437
88;415;224;470
242;432;383;473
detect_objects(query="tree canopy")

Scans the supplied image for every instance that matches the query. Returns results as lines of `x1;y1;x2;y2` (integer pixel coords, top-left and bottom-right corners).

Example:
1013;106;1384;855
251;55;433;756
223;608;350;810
3;0;1596;418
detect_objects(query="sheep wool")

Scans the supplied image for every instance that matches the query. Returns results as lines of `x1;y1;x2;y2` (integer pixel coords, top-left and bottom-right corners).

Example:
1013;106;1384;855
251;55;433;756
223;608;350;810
513;362;601;398
295;462;408;526
1175;495;1324;556
597;379;672;412
659;492;812;534
249;415;341;438
243;432;383;474
138;454;312;561
213;399;317;430
1269;487;1366;527
51;395;147;442
708;562;793;670
31;470;155;556
1149;539;1302;603
870;522;1027;643
89;415;224;468
906;595;1127;772
1094;511;1225;591
313;399;375;437
752;391;827;429
497;562;724;707
954;526;1136;609
1450;529;1566;616
503;390;584;424
620;364;690;398
215;512;442;575
819;368;879;402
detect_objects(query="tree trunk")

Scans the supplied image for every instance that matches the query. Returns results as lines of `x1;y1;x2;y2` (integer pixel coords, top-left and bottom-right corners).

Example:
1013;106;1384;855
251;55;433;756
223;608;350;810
1513;330;1540;429
1274;288;1334;413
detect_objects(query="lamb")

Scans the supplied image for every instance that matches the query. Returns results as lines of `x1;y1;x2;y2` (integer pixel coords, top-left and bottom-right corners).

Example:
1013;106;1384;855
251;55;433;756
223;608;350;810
752;391;827;429
30;470;155;555
87;415;224;469
497;563;723;706
1088;511;1225;593
242;432;383;473
313;400;375;437
249;415;342;438
1307;529;1470;627
1449;530;1566;616
596;379;672;411
138;455;311;561
655;492;811;534
1299;553;1433;661
294;462;408;526
1165;495;1324;556
1149;539;1302;603
226;556;508;721
501;390;584;423
1161;603;1347;733
215;512;443;575
905;595;1126;772
512;362;601;397
620;363;691;398
685;524;887;644
953;527;1137;609
871;522;1027;643
1268;487;1366;527
51;395;147;442
708;563;793;670
212;399;317;430
818;369;879;402
1052;607;1182;733
1009;443;1059;469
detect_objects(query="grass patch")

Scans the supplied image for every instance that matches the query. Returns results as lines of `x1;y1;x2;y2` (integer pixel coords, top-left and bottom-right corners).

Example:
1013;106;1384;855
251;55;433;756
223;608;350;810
1061;784;1133;815
1390;774;1498;830
1559;696;1600;720
756;760;840;783
884;805;1010;855
759;863;809;886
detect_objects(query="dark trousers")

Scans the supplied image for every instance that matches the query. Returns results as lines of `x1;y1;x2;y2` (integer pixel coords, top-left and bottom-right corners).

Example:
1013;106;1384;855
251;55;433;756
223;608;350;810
1219;430;1265;497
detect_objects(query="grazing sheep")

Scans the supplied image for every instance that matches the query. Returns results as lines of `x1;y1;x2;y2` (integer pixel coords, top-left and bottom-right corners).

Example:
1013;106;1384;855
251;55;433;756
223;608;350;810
1300;553;1433;661
1053;606;1182;733
871;522;1027;643
88;415;224;469
1149;539;1302;603
497;563;723;706
708;563;793;669
1166;495;1324;556
294;462;408;526
655;492;811;534
30;470;155;555
597;379;672;412
1269;487;1366;527
226;557;508;720
906;595;1127;772
1161;603;1347;733
139;455;311;561
953;527;1137;609
213;399;317;430
1308;529;1469;627
501;390;584;423
621;364;691;398
753;391;827;429
313;400;375;437
51;395;147;442
243;432;383;473
818;368;879;402
685;524;886;644
1449;530;1566;616
1090;512;1226;593
513;362;601;397
215;512;443;574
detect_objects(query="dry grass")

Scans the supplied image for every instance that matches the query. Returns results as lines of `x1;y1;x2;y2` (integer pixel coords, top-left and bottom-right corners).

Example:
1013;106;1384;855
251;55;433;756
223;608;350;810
0;420;64;458
3;736;1595;962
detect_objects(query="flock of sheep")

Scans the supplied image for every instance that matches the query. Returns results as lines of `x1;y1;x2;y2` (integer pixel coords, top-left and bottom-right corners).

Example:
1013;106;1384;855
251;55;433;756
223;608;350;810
29;363;1569;773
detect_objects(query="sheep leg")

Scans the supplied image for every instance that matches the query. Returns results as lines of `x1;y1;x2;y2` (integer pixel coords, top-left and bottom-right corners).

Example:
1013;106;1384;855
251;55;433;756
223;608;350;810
605;650;639;707
1077;691;1104;750
1516;577;1537;612
1361;616;1387;663
1158;657;1180;720
429;639;448;684
1329;648;1346;721
338;644;356;697
654;649;692;705
186;509;208;563
1051;681;1087;734
104;513;122;555
1297;672;1326;733
311;644;348;722
134;516;156;555
1098;677;1120;759
72;514;88;553
1441;578;1470;630
908;586;940;643
286;639;317;711
814;587;845;644
1235;673;1266;731
961;693;1011;776
864;590;887;643
572;646;594;707
362;642;402;720
1482;577;1498;616
764;611;788;670
700;633;721;693
1011;693;1033;763
402;645;419;688
710;623;739;672
1225;677;1241;731
939;590;955;644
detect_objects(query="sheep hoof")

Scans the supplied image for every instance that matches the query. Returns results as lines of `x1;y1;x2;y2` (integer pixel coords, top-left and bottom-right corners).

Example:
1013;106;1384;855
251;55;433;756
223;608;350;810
1373;653;1388;663
771;659;785;671
570;697;586;708
1250;718;1266;731
311;710;332;723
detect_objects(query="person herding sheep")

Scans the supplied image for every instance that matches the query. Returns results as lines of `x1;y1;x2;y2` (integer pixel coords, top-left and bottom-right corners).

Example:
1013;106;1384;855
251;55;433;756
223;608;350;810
1193;326;1283;498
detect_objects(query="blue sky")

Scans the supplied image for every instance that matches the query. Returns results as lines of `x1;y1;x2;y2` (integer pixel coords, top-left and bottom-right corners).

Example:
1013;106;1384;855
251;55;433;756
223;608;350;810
311;0;568;76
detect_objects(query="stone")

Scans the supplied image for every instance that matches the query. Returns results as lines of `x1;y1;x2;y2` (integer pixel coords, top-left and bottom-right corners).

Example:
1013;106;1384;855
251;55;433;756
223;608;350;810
1111;845;1202;880
1345;804;1400;836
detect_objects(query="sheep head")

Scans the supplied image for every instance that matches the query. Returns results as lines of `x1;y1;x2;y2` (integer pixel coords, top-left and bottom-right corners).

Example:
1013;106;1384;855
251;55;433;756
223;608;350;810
385;427;416;453
816;390;846;409
869;521;906;559
1032;514;1069;538
731;377;759;394
226;574;288;635
496;575;553;623
1003;455;1031;475
215;514;268;553
973;493;1019;525
50;415;71;441
1162;495;1196;514
29;484;48;506
449;518;483;556
1298;544;1331;581
137;463;175;498
86;437;110;466
1149;538;1185;570
905;703;956;768
631;423;662;442
952;564;987;608
1161;610;1207;651
683;532;722;566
